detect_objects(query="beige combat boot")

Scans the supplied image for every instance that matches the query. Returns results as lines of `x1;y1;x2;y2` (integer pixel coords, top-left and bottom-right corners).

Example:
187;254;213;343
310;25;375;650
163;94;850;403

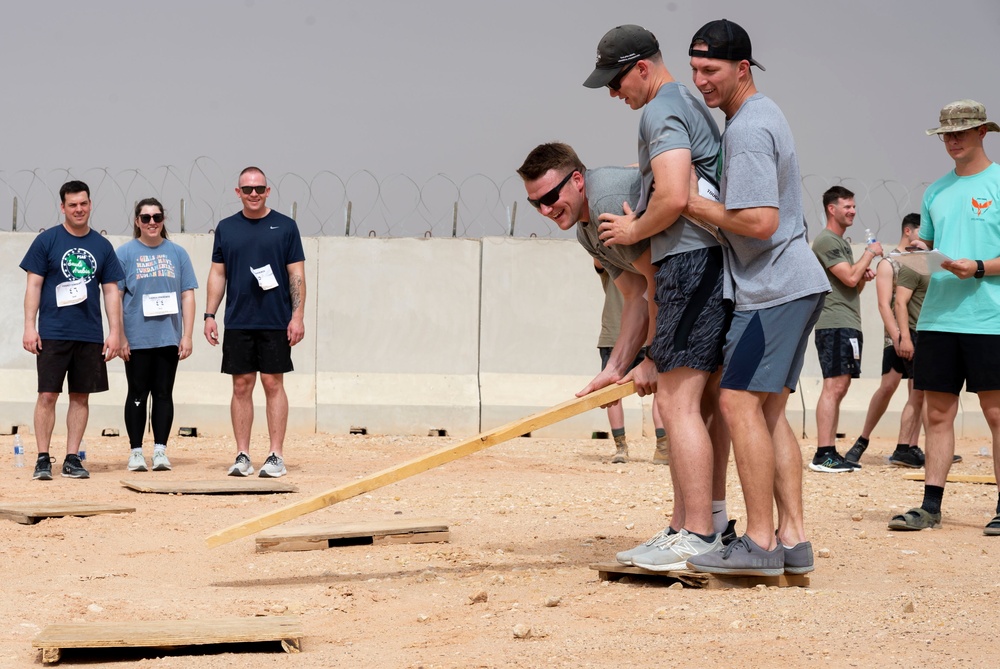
653;434;670;465
611;434;629;464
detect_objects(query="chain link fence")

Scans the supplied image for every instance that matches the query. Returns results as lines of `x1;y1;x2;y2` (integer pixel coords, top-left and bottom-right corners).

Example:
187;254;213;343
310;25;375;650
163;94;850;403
0;158;929;242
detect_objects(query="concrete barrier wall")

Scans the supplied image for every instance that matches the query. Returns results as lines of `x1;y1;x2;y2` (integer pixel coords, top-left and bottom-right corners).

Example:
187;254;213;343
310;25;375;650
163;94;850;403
0;231;985;442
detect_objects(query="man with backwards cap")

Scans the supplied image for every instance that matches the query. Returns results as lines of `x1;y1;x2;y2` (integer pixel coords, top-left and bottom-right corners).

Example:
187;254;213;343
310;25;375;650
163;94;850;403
683;19;830;576
581;24;734;572
888;99;1000;534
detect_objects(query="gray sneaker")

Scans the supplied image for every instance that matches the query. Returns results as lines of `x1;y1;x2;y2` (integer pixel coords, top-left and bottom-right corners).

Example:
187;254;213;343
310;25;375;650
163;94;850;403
227;452;254;477
632;530;723;572
686;534;784;576
151;450;171;471
782;540;815;574
127;449;148;472
33;454;53;481
258;453;286;478
615;528;675;566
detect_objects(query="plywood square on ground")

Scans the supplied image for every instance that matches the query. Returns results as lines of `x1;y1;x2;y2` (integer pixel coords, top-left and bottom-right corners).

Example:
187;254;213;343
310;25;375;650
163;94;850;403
256;517;450;552
0;501;135;525
120;479;298;494
590;562;810;589
32;615;302;664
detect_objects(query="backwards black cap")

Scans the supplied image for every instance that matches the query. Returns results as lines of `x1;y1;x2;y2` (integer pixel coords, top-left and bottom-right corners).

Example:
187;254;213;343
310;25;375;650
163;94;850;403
689;19;765;71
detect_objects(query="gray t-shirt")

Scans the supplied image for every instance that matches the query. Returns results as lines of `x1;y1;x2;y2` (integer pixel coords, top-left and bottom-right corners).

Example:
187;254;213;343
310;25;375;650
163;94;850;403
719;94;829;310
635;82;722;262
578;167;647;280
117;238;199;350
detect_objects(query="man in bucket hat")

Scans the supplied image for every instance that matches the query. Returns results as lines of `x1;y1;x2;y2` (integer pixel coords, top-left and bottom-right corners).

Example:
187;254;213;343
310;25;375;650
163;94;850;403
582;24;735;572
888;99;1000;533
682;19;830;576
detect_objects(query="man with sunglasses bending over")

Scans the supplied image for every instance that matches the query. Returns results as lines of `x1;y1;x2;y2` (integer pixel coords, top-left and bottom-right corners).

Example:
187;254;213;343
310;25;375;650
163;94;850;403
581;24;734;572
204;167;306;478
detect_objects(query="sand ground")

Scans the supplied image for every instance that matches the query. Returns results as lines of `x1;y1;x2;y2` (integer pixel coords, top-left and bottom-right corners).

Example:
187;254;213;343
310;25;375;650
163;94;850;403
1;431;998;668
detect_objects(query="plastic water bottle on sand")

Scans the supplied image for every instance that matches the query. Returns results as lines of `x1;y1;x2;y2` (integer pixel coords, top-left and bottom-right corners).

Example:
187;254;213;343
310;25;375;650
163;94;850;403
13;434;24;468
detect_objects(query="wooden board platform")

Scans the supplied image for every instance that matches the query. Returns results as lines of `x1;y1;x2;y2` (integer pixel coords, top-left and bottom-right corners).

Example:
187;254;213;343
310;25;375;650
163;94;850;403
590;562;810;589
0;501;135;525
32;616;302;664
256;517;450;552
902;472;996;484
121;479;298;495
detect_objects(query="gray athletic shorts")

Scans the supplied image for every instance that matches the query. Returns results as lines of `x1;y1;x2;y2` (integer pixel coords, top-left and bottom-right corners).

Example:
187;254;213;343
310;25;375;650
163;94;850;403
720;292;825;393
648;246;729;374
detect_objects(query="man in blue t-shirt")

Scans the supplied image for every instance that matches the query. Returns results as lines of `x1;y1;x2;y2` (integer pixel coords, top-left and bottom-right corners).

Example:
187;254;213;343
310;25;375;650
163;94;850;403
204;166;306;479
20;180;124;481
889;100;1000;534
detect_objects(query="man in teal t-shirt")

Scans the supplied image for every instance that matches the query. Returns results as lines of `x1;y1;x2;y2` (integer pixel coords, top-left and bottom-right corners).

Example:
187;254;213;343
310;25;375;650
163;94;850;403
889;100;1000;534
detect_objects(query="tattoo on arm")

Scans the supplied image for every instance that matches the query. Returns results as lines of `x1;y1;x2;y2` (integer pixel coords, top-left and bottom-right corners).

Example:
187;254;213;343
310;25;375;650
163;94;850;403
290;275;303;312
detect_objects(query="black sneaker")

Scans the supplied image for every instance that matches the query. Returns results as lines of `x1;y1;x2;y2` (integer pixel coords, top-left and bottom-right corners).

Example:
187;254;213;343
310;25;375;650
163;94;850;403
889;447;923;468
844;439;867;468
61;454;90;479
33;454;53;481
809;450;855;473
721;518;738;546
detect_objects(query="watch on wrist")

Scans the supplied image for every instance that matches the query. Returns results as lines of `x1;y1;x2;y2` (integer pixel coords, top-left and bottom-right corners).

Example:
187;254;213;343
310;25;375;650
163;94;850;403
975;260;986;279
204;312;215;321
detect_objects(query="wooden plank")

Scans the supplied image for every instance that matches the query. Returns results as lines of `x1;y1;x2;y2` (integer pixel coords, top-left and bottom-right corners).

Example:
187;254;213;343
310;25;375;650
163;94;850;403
255;517;450;552
0;501;135;525
206;382;635;548
121;479;298;494
33;616;302;663
902;472;996;484
589;562;810;589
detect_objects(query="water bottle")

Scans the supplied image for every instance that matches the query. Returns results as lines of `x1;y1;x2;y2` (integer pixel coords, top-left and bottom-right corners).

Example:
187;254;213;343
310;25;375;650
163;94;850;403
865;228;877;246
13;434;24;468
79;440;86;461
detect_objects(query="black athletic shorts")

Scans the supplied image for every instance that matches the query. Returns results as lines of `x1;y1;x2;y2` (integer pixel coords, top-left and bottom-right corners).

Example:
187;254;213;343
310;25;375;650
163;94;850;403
914;331;1000;395
881;330;917;379
815;328;862;379
599;346;647;372
37;340;109;394
221;329;293;375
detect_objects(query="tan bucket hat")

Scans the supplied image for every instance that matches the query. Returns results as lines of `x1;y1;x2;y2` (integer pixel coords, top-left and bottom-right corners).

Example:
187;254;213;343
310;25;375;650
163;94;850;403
926;99;1000;135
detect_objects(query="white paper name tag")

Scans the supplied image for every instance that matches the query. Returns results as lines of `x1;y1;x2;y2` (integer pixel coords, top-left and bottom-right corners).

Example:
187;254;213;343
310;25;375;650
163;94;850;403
251;264;279;290
55;279;88;307
142;292;179;317
849;337;860;360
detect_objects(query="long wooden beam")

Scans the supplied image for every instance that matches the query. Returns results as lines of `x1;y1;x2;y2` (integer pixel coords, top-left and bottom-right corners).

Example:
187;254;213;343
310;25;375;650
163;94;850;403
902;472;996;484
206;381;636;548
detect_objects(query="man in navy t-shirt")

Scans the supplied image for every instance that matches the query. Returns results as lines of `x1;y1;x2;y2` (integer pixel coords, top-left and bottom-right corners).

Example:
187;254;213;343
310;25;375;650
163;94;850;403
203;166;306;479
20;180;125;481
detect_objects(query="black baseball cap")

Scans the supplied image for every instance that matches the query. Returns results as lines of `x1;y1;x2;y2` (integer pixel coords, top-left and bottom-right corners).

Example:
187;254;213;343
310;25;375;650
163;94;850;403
688;19;766;71
582;25;660;89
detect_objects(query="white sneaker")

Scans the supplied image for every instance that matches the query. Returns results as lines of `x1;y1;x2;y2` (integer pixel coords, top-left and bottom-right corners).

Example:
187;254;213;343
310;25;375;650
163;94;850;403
632;530;723;572
615;529;677;566
127;449;148;472
258;453;286;478
227;452;254;477
152;450;171;471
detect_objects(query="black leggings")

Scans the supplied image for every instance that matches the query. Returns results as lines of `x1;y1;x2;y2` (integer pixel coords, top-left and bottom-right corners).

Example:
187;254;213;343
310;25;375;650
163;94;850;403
123;346;179;450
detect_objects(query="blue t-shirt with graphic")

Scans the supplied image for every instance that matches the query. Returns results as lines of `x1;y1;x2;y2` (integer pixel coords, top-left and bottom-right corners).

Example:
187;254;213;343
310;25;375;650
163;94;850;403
20;225;125;343
212;210;305;329
117;238;199;350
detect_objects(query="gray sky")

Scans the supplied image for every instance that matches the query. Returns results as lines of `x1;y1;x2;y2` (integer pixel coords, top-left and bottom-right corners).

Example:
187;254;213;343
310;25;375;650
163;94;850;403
3;0;999;236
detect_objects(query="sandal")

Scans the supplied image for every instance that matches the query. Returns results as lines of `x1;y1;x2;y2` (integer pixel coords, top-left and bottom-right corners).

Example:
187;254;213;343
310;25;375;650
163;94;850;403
888;507;941;531
984;514;1000;536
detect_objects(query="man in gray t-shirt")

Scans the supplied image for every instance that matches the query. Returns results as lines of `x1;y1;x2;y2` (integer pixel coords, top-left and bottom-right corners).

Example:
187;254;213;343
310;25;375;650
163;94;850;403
584;24;733;572
684;20;830;577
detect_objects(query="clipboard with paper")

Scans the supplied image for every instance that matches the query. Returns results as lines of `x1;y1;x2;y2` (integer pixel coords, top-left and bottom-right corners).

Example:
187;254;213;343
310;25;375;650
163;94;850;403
888;249;953;275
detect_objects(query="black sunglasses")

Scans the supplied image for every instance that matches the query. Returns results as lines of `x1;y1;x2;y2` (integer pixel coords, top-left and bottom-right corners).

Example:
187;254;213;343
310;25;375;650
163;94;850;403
138;213;164;224
240;185;267;195
607;61;638;91
527;171;577;210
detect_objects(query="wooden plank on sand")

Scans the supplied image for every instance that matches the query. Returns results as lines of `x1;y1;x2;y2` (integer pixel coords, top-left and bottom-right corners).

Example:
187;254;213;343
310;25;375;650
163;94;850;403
590;562;810;589
121;479;298;494
0;501;135;525
206;381;636;548
33;616;302;664
902;472;996;484
256;517;450;552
